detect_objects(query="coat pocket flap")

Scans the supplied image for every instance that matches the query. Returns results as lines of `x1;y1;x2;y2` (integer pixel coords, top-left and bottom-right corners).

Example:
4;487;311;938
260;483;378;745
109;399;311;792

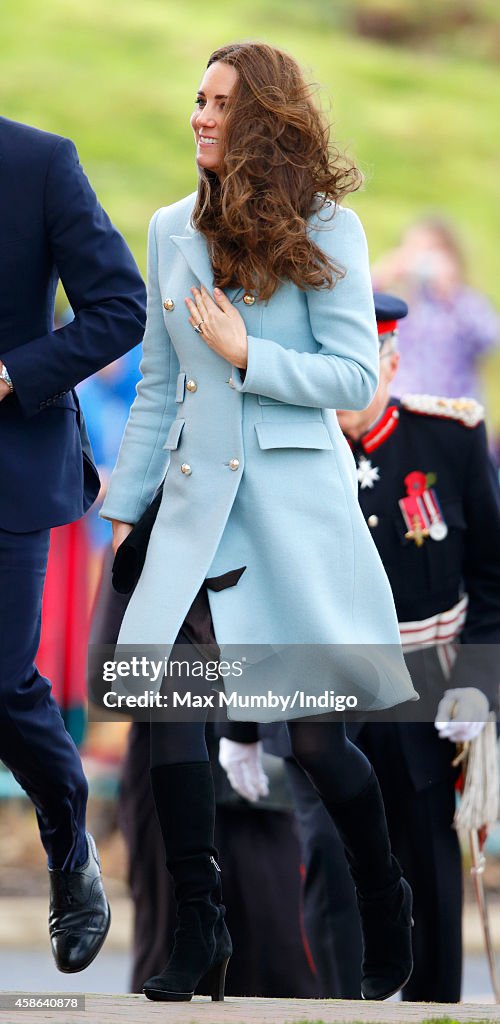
257;393;284;406
163;418;185;450
255;420;333;450
175;372;186;403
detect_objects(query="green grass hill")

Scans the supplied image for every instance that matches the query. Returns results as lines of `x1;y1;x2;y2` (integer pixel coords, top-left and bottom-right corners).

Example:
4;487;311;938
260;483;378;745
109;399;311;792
2;0;499;411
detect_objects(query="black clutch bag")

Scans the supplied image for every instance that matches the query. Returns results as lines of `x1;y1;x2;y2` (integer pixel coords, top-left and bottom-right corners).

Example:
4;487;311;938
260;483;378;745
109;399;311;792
111;484;164;595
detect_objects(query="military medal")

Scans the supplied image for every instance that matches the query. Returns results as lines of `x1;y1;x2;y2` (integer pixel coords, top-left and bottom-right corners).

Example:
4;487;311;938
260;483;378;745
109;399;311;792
399;471;448;547
356;456;380;490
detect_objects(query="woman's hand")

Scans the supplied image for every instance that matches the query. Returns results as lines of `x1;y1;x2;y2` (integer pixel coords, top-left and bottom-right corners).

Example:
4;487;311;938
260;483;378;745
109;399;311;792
185;286;248;368
111;519;134;555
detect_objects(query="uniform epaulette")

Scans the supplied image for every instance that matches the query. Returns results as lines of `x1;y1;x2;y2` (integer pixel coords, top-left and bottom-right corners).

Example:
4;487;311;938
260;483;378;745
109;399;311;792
400;394;484;429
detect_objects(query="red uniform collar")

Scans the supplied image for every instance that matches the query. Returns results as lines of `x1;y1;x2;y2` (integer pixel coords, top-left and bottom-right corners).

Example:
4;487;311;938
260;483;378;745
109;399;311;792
345;403;400;453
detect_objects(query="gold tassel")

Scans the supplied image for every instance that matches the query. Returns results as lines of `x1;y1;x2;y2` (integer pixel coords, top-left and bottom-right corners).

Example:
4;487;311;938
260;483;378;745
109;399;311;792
453;714;499;832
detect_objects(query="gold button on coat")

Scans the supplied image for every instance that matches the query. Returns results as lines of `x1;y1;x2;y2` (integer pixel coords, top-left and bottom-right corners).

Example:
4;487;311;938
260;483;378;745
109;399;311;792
229;459;240;471
181;463;192;475
243;293;255;306
367;515;379;528
186;379;197;393
228;377;235;388
163;298;175;311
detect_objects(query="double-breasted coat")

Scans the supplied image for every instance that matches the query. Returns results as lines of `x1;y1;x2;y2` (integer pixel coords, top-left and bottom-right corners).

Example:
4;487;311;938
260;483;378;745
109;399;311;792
101;193;417;718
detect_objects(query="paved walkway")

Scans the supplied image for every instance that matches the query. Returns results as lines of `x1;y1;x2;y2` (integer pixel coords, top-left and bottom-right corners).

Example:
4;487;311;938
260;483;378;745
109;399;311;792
0;994;498;1024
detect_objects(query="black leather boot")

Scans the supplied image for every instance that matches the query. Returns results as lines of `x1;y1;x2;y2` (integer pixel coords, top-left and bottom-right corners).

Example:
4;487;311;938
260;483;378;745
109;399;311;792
323;769;413;1000
49;833;111;973
143;762;232;1002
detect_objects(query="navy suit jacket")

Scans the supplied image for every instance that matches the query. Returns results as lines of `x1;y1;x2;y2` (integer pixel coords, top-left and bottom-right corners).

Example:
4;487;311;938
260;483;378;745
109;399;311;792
0;117;146;532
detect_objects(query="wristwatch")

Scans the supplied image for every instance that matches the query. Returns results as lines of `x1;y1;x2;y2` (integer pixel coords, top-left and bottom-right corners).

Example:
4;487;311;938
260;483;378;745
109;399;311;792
0;364;14;393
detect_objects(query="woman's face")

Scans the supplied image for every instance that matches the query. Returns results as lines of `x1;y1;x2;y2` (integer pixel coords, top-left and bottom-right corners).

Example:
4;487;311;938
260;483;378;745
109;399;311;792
190;60;238;178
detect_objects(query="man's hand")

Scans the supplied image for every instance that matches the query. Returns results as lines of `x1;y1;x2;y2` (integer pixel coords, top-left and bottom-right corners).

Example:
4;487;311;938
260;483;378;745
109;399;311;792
111;519;134;555
434;687;490;743
185;287;248;369
219;738;270;803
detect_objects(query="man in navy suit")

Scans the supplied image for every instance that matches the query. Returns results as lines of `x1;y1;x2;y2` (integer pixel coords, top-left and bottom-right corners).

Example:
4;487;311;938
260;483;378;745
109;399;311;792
0;116;146;972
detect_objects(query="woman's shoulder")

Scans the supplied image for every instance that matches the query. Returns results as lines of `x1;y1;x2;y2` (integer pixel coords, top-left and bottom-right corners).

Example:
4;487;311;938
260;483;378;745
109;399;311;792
149;192;198;237
308;200;367;255
308;198;363;233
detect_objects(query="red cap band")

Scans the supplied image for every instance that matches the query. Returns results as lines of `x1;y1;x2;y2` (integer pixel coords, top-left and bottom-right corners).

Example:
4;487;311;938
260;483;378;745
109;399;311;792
377;320;397;336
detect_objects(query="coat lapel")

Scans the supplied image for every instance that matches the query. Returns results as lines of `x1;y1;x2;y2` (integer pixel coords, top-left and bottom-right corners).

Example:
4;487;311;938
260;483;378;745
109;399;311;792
171;221;215;292
171;215;241;301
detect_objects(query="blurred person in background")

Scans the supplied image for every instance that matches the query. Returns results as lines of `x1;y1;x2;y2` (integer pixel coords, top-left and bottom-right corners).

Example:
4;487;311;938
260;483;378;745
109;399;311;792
372;216;499;403
0;116;145;972
219;292;500;1002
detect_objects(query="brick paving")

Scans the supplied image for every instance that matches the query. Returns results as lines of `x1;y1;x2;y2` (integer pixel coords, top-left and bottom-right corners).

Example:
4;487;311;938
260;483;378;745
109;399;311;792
0;994;497;1024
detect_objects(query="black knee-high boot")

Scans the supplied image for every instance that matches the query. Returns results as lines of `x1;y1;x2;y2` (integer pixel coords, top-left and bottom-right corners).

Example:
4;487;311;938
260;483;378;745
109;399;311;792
143;762;232;1002
321;768;413;1000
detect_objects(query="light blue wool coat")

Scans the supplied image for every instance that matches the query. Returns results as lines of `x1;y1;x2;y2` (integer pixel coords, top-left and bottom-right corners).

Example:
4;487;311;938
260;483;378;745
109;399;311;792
100;193;418;718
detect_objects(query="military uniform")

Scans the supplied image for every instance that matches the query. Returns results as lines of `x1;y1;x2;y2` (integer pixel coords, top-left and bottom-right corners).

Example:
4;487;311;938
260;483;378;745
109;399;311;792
345;391;500;1000
221;388;500;1000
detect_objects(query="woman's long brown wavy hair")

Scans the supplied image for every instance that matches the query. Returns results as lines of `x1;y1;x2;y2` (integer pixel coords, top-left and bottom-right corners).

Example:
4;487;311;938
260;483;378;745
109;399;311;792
192;42;362;301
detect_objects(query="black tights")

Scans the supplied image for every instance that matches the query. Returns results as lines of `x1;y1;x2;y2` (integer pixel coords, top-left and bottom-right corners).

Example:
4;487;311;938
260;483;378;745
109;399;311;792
151;713;371;806
286;719;372;804
150;628;211;767
150;631;372;803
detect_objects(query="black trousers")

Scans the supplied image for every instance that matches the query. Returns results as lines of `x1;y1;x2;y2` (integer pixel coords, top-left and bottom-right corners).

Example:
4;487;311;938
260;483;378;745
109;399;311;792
0;527;88;869
284;756;362;998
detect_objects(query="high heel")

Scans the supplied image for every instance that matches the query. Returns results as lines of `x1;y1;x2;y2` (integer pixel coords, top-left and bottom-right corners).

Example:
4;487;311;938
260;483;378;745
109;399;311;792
318;768;414;1000
198;954;231;1001
359;876;413;1000
143;919;232;1003
142;763;233;1003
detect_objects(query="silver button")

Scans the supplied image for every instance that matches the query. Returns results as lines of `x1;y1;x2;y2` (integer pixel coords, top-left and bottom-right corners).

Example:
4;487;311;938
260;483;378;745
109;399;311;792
243;293;255;306
163;298;175;311
181;463;192;475
228;377;235;388
228;458;240;471
367;514;379;529
186;379;197;393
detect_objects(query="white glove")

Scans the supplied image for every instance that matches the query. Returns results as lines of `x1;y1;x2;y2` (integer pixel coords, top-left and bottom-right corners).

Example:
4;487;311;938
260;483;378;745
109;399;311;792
218;739;270;803
434;687;489;743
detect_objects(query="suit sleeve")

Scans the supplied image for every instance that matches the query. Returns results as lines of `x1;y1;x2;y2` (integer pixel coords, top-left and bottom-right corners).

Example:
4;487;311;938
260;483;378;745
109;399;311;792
1;137;146;417
100;210;179;524
230;207;379;410
448;422;500;707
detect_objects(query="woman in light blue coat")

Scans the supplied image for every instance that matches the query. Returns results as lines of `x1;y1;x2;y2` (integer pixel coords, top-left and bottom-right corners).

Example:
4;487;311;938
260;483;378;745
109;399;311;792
101;42;416;1005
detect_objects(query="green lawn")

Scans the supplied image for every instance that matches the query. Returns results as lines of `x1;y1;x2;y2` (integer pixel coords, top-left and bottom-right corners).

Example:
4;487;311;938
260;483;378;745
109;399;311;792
2;0;499;411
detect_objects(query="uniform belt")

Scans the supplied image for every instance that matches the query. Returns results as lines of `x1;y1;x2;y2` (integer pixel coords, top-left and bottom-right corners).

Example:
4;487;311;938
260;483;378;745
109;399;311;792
398;594;469;654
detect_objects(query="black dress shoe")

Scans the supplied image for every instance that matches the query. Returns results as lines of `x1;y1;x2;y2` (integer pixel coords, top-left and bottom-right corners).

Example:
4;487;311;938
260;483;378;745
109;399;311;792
49;833;111;973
